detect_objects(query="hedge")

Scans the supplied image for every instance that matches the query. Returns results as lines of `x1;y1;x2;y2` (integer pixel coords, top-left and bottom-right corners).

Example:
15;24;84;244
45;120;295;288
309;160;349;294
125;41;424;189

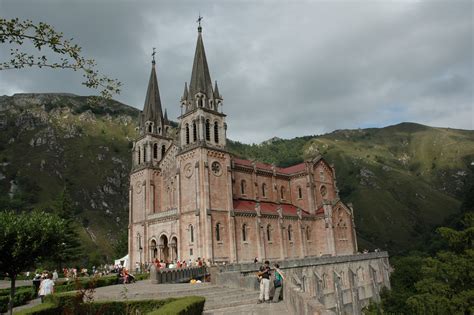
16;292;206;315
148;296;205;315
0;286;36;313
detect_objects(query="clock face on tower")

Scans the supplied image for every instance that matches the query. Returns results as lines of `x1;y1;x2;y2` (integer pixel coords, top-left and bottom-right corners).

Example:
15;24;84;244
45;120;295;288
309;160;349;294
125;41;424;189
184;163;193;178
211;161;222;176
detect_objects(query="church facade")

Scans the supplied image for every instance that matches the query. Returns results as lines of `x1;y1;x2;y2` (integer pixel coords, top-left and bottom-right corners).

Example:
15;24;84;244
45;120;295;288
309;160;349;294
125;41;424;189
128;25;358;266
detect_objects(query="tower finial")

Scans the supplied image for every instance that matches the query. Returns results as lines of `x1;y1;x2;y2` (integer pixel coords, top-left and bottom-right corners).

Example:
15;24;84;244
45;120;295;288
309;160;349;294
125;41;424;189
152;47;156;65
196;14;203;33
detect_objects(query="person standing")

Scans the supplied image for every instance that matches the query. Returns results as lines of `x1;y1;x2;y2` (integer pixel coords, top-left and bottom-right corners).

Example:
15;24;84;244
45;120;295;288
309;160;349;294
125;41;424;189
52;270;59;282
38;273;54;303
257;260;271;303
272;264;285;303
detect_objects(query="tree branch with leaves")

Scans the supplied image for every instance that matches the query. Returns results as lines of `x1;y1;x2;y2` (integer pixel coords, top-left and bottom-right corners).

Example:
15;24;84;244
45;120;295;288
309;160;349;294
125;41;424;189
0;18;121;99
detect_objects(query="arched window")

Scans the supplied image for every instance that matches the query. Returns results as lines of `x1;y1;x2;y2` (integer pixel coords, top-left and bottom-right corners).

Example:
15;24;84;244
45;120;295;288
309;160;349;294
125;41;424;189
205;119;211;141
198;96;203;107
288;224;292;241
216;223;221;241
189;225;194;243
306;226;311;241
185;124;190;145
214;121;219;143
262;183;266;197
267;225;271;241
298;186;303;199
143;146;147;163
148;124;152;133
280;186;285;200
242;224;247;241
158;127;161;134
153;143;158;159
240;180;246;195
193;121;197;142
161;145;166;158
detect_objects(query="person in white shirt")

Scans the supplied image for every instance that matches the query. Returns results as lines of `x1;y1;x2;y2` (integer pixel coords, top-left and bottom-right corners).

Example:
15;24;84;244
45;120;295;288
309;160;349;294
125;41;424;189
38;273;55;302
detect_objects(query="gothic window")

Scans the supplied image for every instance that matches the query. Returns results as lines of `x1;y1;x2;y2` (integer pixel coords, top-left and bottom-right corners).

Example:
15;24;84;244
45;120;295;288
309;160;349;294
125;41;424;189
143;146;147;163
298;186;303;199
280;186;285;200
240;180;246;195
158;127;161;134
214;121;219;143
185;123;190;145
242;224;247;241
205;119;211;141
267;225;271;242
153;143;158;159
198;95;203;107
193;121;197;142
288;224;293;241
161;145;166;158
189;225;194;243
336;218;347;240
215;223;221;241
262;183;266;197
320;185;327;197
148;124;152;133
306;226;311;241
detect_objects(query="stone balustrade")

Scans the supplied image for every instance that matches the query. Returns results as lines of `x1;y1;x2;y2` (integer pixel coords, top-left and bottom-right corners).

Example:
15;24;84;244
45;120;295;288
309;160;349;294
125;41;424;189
149;265;207;284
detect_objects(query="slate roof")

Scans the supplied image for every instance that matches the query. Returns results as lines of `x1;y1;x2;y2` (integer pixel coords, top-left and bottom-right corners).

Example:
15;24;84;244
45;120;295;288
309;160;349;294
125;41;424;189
232;158;306;175
233;199;311;217
142;63;164;127
188;29;214;100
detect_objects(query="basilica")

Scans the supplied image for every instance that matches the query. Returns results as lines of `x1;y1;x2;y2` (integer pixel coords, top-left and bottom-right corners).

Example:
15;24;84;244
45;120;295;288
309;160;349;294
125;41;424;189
128;24;358;266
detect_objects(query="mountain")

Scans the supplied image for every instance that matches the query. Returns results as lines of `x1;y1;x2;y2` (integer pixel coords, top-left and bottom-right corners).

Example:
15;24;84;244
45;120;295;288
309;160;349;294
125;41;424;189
0;93;472;263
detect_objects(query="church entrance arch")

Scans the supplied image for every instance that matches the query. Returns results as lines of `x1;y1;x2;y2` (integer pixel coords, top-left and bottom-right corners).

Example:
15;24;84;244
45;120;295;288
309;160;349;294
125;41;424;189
150;239;158;259
159;235;169;262
170;236;178;261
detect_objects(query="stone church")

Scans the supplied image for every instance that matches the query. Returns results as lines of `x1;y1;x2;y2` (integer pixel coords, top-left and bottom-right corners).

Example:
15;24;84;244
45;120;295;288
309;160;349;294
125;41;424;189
128;25;358;267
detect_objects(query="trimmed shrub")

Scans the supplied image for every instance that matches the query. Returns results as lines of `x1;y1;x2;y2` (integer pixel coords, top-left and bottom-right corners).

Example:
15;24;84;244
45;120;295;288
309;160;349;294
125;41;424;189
15;292;205;315
0;286;36;313
149;296;205;315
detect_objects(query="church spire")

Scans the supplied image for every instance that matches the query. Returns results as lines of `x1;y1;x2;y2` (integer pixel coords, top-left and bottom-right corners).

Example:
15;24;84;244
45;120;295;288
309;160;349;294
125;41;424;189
140;49;164;135
188;19;214;103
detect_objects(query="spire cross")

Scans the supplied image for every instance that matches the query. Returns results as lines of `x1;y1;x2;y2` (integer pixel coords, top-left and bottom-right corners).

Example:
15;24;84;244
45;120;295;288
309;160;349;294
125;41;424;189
152;47;157;64
197;14;203;32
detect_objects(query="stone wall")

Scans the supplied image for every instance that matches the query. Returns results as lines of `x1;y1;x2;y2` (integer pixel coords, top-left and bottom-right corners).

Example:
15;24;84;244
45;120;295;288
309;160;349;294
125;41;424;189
214;251;390;315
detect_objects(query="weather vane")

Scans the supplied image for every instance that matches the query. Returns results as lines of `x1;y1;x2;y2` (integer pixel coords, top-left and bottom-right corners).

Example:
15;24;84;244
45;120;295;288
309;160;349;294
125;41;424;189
152;47;156;63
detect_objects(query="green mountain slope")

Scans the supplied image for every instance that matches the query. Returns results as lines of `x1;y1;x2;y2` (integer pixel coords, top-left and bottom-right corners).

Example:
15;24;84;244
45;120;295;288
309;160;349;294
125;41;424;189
0;93;472;263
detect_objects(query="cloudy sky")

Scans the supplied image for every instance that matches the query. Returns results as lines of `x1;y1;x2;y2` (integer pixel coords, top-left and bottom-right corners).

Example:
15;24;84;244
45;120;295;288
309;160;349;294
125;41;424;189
1;0;472;143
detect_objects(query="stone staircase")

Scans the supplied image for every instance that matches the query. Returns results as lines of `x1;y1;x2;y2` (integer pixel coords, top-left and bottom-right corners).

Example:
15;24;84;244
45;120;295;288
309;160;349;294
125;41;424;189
92;281;289;314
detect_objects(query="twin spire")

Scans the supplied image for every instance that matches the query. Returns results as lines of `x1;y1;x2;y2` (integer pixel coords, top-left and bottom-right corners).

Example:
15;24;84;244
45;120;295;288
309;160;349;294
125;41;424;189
140;18;222;134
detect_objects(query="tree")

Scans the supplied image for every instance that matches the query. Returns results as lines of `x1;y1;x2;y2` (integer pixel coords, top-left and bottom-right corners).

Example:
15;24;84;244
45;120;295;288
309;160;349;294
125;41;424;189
0;210;66;315
0;18;121;99
50;187;83;268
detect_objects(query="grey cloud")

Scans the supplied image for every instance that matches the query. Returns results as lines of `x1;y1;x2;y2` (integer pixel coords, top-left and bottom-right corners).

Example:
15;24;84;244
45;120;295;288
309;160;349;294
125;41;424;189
0;0;472;143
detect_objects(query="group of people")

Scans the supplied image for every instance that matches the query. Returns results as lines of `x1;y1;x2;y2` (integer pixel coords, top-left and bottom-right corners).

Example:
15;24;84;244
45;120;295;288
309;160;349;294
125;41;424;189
140;257;208;272
32;271;57;302
256;260;285;304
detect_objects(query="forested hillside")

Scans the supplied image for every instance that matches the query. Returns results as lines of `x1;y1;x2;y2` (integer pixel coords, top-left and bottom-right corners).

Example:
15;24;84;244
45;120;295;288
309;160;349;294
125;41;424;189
0;93;472;264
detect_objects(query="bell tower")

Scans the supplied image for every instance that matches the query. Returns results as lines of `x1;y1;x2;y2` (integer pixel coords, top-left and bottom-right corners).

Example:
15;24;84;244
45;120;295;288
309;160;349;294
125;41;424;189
179;23;227;152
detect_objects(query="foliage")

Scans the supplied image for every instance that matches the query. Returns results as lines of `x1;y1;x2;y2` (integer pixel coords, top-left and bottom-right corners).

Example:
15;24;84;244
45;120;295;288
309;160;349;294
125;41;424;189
369;211;474;315
0;18;121;99
114;229;129;258
0;286;36;313
16;292;205;315
148;296;206;315
0;210;67;314
48;187;83;268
